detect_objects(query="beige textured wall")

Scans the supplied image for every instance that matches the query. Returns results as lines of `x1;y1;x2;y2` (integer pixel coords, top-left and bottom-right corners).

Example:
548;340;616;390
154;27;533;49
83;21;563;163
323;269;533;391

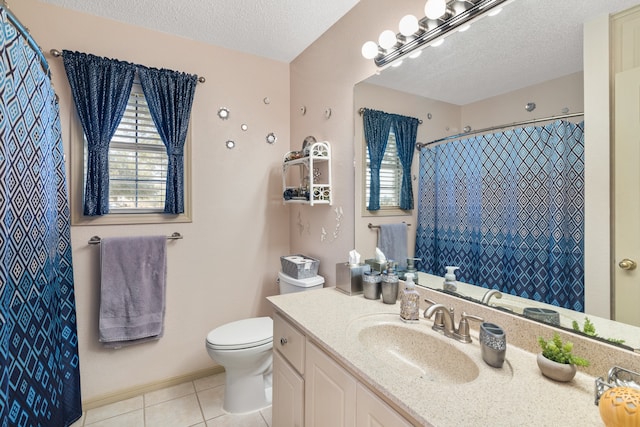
14;0;290;402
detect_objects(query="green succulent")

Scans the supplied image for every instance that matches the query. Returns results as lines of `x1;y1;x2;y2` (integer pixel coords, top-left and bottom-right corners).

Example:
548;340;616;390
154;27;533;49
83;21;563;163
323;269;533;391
571;317;625;345
538;333;589;367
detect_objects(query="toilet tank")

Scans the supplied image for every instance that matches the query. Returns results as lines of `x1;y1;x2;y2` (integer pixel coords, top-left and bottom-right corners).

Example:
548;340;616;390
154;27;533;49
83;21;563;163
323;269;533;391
278;271;324;294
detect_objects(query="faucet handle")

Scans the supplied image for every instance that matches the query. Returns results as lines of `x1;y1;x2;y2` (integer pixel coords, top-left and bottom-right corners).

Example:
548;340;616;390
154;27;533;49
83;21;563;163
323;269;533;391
457;312;484;343
423;299;445;331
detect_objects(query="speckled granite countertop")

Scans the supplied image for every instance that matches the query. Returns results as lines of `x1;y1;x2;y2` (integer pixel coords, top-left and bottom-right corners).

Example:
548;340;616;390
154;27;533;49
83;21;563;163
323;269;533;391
268;288;602;427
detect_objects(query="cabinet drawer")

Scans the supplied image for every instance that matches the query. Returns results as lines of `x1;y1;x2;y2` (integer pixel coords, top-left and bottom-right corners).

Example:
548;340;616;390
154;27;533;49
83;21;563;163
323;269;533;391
274;312;305;374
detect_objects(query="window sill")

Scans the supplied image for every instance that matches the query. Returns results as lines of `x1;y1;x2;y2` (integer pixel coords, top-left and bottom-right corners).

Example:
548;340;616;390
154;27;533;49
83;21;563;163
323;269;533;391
362;207;412;217
71;211;192;226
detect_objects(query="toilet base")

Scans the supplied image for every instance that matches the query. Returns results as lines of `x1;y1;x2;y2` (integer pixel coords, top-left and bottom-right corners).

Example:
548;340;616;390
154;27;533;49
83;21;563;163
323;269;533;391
223;369;272;413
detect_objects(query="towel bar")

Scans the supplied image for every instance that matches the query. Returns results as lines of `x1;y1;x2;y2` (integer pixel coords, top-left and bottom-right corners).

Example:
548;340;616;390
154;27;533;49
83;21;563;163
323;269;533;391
368;223;411;229
88;232;183;245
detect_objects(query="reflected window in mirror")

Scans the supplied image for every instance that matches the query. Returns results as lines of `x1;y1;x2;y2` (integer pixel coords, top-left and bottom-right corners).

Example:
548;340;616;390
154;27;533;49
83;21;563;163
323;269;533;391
365;129;403;211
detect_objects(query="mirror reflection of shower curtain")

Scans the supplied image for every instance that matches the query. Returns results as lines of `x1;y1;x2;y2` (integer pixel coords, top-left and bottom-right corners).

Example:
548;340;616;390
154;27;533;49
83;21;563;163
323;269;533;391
415;120;585;311
0;8;82;427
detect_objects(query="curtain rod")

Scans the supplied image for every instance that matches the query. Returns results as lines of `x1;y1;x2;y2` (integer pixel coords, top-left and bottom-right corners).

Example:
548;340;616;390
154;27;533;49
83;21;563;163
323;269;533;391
416;112;584;150
358;107;423;125
2;2;50;77
48;49;206;83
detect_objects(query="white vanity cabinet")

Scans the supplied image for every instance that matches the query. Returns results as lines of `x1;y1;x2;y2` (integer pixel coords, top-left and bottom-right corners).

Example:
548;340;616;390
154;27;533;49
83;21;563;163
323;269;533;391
273;312;306;427
272;311;414;427
355;383;413;427
305;340;357;426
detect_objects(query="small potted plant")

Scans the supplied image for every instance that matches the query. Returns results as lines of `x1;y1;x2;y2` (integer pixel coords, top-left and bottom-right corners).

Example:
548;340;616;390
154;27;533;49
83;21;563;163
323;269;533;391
537;333;589;382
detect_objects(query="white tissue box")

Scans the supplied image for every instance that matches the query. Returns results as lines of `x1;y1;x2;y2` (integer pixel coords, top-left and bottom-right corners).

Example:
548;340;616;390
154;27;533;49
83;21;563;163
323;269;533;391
336;263;371;295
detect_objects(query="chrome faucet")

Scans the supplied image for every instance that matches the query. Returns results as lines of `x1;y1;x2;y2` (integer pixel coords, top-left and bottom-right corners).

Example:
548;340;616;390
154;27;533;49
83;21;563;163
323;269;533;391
424;302;483;343
481;289;503;305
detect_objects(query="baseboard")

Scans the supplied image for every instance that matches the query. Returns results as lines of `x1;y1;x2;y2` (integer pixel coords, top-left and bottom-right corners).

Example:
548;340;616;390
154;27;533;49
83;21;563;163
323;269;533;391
81;366;225;411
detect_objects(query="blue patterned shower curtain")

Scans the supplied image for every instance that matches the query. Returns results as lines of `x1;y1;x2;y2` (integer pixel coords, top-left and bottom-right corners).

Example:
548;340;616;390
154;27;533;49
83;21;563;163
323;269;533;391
415;120;585;311
0;9;82;427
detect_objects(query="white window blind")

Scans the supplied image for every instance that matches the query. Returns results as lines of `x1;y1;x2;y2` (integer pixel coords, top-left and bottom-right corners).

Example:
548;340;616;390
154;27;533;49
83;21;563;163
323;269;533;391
366;129;402;208
106;85;167;212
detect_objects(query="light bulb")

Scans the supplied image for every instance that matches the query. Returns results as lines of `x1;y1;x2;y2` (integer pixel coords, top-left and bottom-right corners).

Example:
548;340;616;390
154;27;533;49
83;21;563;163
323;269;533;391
361;41;379;59
424;0;446;20
399;15;419;37
378;30;397;50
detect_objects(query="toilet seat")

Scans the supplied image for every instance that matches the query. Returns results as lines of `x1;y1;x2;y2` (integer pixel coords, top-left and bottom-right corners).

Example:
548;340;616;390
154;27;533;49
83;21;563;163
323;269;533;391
206;316;273;350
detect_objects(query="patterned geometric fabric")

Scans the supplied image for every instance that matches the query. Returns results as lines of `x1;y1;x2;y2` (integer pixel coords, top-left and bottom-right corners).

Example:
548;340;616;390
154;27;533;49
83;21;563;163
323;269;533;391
138;66;197;214
415;120;585;311
61;50;135;216
0;9;82;427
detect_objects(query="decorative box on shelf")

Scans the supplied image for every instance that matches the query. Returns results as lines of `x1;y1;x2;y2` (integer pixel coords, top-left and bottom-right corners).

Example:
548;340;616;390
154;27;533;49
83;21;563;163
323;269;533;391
282;141;332;206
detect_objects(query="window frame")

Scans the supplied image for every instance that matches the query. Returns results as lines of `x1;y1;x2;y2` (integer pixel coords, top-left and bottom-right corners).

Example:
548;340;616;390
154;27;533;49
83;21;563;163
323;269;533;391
69;87;192;226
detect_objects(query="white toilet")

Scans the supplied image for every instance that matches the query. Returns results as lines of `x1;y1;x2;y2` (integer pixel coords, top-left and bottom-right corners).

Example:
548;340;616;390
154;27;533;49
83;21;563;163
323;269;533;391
205;272;324;413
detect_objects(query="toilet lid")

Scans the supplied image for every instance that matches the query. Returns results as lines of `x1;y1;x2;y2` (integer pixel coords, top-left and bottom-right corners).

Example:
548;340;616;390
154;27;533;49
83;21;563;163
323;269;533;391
206;317;273;350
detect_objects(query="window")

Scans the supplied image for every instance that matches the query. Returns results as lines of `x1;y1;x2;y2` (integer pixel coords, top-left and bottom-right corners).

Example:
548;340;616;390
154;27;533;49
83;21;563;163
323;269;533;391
71;83;192;225
107;86;167;212
365;129;403;209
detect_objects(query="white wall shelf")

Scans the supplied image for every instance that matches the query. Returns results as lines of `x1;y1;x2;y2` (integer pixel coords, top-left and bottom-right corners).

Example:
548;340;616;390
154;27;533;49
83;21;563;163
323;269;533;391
282;141;332;206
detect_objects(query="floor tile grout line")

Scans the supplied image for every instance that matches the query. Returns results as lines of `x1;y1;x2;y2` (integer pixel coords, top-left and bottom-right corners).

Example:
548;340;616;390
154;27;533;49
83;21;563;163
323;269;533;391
194;380;209;425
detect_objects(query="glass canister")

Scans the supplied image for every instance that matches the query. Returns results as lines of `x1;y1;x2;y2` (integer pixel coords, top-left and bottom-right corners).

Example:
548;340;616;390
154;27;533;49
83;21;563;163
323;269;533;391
362;271;382;300
381;262;399;304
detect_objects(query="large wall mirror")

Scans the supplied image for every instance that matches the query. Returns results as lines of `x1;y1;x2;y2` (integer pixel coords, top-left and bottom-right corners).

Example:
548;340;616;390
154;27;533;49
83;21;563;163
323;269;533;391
354;0;640;351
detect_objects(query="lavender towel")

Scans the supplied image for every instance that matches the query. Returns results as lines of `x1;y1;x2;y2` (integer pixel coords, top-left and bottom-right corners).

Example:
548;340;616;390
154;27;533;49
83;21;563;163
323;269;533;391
99;235;167;348
378;223;408;270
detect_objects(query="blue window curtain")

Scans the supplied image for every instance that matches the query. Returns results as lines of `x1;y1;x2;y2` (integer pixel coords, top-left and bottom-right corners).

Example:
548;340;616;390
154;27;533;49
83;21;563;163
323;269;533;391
415;120;585;311
391;114;419;210
61;50;136;216
138;67;197;214
363;108;393;211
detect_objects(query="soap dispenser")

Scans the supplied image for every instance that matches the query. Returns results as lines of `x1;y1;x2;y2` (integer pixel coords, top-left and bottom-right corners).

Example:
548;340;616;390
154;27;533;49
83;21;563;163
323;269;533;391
381;261;399;304
443;266;459;292
400;273;420;323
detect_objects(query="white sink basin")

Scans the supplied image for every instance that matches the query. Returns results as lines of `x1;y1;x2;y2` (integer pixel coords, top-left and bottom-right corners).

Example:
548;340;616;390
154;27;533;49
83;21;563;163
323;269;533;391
347;314;481;384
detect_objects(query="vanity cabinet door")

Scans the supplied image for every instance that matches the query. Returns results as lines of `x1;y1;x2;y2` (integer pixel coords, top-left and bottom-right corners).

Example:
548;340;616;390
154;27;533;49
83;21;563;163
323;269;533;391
273;350;304;427
305;340;357;427
356;383;412;427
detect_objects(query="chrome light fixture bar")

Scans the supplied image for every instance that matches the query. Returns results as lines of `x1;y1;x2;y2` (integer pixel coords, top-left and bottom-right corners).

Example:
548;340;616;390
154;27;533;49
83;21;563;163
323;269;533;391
367;0;510;68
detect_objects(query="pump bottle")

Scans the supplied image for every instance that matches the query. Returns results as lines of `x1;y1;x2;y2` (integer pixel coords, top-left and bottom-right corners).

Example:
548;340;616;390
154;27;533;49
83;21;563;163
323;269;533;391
400;273;420;322
443;266;459;292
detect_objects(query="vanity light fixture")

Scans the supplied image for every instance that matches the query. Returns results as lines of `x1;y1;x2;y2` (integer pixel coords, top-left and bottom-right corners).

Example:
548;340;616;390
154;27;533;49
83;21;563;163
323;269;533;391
362;0;512;68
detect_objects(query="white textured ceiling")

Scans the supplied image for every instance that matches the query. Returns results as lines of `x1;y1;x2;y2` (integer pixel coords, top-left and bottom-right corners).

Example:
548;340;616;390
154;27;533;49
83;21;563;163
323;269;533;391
37;0;360;63
38;0;640;104
365;0;640;105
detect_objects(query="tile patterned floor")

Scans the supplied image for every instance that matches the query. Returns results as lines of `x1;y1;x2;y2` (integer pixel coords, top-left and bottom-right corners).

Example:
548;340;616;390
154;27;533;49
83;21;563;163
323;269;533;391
70;373;272;427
